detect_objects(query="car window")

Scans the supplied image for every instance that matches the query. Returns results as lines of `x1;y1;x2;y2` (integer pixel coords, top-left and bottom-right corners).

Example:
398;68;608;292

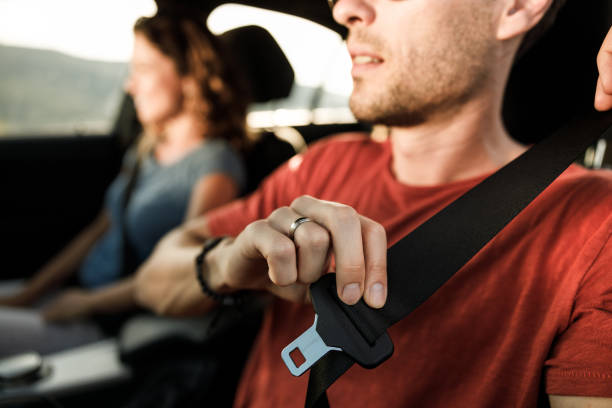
208;4;355;128
0;0;157;137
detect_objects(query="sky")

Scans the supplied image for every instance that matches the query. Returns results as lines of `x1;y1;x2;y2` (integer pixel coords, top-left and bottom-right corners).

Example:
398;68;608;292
0;1;352;93
0;0;157;61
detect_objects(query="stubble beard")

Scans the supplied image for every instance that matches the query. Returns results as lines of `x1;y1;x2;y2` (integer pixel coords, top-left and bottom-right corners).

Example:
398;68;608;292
349;10;494;127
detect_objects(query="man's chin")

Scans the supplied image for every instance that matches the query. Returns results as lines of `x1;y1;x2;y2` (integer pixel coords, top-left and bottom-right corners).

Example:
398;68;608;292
349;100;426;127
348;94;381;124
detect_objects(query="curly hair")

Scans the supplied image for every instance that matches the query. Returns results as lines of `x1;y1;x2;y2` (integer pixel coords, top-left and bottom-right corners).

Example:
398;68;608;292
134;14;249;147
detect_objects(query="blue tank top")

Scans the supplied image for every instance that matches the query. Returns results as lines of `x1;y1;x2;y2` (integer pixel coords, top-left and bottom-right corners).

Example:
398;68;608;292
78;139;245;288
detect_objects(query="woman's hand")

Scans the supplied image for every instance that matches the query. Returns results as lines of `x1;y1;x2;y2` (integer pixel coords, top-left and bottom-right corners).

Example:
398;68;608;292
0;287;37;308
42;289;94;322
595;27;612;111
0;294;30;308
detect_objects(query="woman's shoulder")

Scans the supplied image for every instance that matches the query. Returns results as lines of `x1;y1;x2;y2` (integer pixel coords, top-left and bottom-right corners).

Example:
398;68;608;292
187;138;246;185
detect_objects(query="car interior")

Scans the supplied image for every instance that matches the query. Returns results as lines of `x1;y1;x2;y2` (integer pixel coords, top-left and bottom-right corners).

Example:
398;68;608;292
0;0;610;407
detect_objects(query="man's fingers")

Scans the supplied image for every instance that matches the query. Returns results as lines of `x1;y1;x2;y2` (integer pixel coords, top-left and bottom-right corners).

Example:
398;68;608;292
360;216;388;309
595;76;612;111
241;220;298;287
267;206;331;284
597;28;612;94
266;281;311;305
291;195;367;305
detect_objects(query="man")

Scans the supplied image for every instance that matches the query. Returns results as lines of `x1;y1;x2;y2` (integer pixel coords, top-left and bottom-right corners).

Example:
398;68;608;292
597;28;612;112
136;1;612;406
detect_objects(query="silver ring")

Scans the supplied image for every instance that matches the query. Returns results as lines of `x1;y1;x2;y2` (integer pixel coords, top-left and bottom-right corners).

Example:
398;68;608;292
289;217;312;239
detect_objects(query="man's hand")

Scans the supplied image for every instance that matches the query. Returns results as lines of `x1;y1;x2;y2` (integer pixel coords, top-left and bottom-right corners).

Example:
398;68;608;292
595;27;612;111
42;289;94;322
208;195;388;308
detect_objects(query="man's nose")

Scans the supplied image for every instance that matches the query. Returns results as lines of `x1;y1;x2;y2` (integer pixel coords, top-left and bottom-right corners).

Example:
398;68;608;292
332;0;376;28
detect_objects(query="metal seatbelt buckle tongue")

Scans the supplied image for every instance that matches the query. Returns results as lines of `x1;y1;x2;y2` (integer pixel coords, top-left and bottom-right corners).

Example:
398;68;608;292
281;273;394;377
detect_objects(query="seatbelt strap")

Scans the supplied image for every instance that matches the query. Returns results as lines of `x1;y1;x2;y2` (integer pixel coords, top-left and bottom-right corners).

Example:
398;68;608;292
279;110;612;408
121;153;142;277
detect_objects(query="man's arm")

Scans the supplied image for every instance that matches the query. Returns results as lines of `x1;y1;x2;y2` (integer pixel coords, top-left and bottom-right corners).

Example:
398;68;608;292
550;395;612;408
595;27;612;111
135;195;389;316
135;217;217;316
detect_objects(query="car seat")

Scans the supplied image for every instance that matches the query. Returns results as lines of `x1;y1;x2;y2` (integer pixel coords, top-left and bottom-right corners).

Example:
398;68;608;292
0;22;296;408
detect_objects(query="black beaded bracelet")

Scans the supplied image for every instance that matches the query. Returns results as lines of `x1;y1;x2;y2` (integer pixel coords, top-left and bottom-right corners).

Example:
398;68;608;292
195;237;244;306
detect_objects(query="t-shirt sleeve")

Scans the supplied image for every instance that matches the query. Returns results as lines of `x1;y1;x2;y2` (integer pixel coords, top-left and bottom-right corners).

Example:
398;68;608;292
544;221;612;397
204;135;367;238
206;154;308;237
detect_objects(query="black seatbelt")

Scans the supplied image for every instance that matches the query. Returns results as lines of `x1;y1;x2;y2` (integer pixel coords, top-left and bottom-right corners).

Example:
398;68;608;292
121;154;142;277
279;110;612;408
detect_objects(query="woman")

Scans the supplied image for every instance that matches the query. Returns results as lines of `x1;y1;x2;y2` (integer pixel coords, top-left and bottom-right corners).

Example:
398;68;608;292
0;13;248;356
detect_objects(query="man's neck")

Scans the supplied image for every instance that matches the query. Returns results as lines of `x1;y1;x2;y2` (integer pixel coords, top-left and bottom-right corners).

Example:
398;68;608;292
389;97;526;186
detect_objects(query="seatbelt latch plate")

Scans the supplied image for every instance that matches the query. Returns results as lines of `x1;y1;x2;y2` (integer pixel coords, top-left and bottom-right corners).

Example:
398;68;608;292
281;314;341;377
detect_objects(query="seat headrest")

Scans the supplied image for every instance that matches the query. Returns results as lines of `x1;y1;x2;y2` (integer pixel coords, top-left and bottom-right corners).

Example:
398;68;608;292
219;25;294;103
503;0;610;144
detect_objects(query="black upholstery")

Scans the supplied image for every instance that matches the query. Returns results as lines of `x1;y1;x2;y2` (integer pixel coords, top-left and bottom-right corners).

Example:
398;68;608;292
218;25;298;193
503;0;611;144
220;25;294;103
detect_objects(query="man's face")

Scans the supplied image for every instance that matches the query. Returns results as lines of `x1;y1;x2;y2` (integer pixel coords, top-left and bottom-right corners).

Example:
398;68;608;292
333;0;498;126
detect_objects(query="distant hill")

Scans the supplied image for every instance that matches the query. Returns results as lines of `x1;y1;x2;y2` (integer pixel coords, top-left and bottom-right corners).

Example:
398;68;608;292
0;44;351;136
0;44;128;135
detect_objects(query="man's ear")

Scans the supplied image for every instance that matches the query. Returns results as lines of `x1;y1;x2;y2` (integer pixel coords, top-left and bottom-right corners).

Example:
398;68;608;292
496;0;553;41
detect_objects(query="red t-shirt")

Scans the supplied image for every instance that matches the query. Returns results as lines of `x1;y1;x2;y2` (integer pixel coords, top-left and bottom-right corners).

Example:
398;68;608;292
207;134;612;407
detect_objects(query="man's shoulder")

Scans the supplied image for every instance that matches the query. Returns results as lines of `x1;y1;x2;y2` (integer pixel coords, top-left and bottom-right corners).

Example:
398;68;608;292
308;131;376;150
548;165;612;221
556;165;612;198
302;132;385;164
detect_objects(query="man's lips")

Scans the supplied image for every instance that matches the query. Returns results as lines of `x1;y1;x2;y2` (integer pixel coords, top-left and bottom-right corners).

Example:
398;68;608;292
352;55;383;64
349;50;384;76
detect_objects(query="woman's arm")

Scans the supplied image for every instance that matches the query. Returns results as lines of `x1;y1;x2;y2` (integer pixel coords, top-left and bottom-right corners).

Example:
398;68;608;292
42;277;138;322
184;173;240;220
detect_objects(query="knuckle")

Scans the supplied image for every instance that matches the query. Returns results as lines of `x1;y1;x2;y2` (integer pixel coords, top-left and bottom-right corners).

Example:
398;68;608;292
290;195;311;209
244;219;267;236
367;222;387;239
367;262;387;279
332;205;359;226
271;274;295;287
300;228;330;252
269;265;297;287
339;263;366;281
268;206;290;220
268;238;295;262
298;259;326;283
597;52;612;73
